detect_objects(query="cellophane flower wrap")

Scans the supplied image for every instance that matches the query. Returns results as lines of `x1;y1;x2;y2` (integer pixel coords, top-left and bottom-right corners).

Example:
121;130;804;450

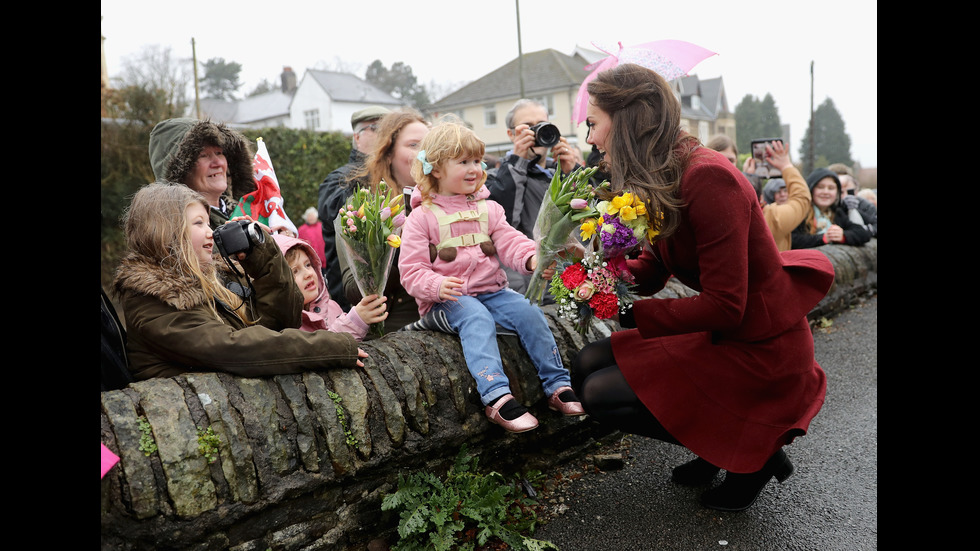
525;166;605;305
336;182;404;337
549;191;660;335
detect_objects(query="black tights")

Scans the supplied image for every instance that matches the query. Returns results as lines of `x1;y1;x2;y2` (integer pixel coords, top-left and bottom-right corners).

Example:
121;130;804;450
572;338;679;445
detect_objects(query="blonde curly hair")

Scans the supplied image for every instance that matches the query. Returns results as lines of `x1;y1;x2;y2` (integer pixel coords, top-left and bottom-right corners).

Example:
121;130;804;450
411;115;487;204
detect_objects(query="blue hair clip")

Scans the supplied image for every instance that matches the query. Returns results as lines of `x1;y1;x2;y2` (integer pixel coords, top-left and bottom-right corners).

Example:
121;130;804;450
417;150;433;175
481;161;488;171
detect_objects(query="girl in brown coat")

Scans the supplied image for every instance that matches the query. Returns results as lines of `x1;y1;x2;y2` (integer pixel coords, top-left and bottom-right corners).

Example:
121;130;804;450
113;183;366;380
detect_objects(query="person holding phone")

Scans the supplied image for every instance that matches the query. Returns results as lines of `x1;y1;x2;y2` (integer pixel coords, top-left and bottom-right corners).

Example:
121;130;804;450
751;140;812;251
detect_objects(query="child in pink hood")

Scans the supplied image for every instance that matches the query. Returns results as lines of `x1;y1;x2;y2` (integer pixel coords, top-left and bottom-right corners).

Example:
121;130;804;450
272;233;387;341
398;118;584;434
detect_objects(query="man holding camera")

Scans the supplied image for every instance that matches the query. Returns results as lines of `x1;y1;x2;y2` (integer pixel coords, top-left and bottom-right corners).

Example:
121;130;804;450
488;99;581;294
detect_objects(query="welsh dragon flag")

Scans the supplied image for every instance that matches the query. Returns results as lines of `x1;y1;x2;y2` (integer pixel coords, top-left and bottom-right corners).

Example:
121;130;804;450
230;137;298;234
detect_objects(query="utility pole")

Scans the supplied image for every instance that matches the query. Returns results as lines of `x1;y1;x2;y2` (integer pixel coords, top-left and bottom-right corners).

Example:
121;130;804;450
808;60;814;171
192;38;201;119
516;0;524;98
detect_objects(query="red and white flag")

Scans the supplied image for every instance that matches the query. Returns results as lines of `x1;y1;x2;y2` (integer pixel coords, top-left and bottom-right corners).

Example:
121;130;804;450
231;137;297;234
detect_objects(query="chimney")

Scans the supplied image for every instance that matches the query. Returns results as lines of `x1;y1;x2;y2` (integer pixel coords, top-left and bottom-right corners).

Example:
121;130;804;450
281;67;297;94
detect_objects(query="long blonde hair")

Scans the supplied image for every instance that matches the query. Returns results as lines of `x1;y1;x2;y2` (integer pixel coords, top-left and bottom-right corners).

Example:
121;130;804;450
411;116;487;204
123;182;251;324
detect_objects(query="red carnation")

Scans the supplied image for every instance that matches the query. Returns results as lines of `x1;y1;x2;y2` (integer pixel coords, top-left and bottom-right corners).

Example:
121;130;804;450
589;292;619;319
560;263;587;289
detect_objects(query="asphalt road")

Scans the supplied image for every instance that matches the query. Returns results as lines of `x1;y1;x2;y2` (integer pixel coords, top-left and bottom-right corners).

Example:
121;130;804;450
533;295;877;551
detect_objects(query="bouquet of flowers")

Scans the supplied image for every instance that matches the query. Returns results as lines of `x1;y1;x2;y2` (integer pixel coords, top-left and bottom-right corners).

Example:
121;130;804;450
335;182;405;337
580;191;661;257
549;191;660;335
549;249;636;336
525;166;606;305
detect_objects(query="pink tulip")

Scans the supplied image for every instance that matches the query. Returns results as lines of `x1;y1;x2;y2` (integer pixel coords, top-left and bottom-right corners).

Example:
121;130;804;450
392;212;406;228
570;198;589;210
380;207;392;221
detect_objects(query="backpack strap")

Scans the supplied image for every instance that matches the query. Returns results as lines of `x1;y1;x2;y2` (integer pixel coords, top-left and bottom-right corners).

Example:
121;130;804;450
426;200;491;251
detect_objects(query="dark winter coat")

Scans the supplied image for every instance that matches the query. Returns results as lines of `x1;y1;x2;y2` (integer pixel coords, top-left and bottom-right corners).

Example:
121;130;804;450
113;230;359;380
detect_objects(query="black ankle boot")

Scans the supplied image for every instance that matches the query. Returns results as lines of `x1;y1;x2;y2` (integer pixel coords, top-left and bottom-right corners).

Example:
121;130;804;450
700;449;794;512
671;457;721;486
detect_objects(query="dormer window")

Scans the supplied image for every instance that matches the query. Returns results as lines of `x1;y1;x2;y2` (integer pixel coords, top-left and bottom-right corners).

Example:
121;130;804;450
691;95;701;110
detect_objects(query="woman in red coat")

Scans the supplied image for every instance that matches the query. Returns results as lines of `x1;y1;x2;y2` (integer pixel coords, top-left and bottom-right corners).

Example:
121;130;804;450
574;64;834;511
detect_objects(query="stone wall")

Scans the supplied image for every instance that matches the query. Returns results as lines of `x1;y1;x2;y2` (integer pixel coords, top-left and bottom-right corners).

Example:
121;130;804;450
100;240;876;550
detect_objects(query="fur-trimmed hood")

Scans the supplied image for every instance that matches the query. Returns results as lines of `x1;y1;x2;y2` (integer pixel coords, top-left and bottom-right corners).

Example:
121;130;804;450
113;254;211;311
148;118;257;201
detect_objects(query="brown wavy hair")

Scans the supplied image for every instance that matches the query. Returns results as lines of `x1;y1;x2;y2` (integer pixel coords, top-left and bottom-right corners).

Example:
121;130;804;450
352;108;428;198
587;63;699;241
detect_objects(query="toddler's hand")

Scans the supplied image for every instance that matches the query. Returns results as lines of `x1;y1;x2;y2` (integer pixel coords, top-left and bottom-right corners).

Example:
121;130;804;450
354;294;388;325
355;347;368;367
439;277;464;301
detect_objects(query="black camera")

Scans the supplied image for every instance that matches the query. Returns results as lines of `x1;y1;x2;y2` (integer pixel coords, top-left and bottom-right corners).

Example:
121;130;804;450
214;220;265;258
529;122;561;148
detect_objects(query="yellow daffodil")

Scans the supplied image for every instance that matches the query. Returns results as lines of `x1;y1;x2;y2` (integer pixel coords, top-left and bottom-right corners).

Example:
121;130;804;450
608;194;632;215
580;219;597;240
635;201;647;216
619;205;637;221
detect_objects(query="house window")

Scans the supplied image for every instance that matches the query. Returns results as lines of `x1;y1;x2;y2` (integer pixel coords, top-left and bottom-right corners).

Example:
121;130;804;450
304;109;320;130
484;105;497;127
691;95;701;110
531;95;555;118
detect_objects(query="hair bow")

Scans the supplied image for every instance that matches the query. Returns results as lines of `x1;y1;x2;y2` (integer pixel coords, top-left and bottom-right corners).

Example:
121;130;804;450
417;150;433;175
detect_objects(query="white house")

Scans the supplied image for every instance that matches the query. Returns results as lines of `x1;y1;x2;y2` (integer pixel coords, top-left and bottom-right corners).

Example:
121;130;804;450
288;69;403;133
198;68;403;134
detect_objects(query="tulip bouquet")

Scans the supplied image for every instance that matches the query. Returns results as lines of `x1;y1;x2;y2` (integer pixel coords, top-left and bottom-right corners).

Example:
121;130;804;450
525;166;606;305
548;191;660;335
336;181;405;337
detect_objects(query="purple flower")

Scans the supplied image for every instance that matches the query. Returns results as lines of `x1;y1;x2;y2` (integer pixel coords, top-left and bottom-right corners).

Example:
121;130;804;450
600;216;639;253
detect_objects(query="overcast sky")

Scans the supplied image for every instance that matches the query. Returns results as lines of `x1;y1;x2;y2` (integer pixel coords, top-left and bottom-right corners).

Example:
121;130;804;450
101;0;877;167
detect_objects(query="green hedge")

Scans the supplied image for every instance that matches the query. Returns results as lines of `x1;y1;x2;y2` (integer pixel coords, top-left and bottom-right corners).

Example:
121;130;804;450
101;120;352;291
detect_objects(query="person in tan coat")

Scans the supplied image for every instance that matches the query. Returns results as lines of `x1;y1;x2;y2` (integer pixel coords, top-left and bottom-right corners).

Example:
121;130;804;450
743;140;811;251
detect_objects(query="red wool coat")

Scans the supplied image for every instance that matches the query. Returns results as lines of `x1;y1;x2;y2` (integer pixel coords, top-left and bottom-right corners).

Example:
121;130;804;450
612;147;834;473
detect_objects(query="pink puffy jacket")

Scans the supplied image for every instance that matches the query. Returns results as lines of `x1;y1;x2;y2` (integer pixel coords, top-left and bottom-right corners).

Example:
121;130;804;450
398;185;536;316
272;233;369;340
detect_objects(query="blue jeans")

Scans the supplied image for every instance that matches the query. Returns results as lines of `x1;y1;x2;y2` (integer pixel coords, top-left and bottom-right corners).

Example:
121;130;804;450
433;288;570;406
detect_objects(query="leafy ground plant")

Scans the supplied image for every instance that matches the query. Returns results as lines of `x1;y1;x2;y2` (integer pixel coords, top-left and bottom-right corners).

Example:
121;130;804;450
382;445;558;551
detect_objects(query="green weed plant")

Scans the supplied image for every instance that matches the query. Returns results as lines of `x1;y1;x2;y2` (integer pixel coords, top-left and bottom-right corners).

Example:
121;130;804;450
381;445;558;551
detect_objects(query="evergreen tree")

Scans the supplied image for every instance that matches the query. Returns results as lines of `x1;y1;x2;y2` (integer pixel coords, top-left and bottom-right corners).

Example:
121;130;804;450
734;93;782;155
201;58;243;100
799;98;853;174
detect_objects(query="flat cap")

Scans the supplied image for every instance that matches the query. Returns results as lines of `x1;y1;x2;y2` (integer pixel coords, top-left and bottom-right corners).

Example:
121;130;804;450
351;106;392;129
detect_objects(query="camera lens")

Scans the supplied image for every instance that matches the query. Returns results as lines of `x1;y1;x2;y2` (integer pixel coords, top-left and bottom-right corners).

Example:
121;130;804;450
530;122;561;148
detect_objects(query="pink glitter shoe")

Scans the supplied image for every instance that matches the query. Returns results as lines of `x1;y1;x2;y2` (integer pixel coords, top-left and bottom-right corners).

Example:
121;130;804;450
548;386;586;416
485;394;539;433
